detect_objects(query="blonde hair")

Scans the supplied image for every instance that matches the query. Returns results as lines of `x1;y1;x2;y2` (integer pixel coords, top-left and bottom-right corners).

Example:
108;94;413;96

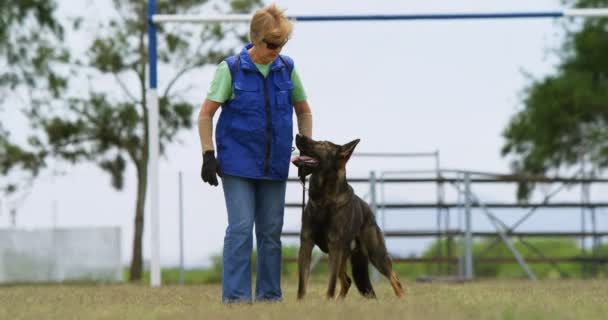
249;4;293;45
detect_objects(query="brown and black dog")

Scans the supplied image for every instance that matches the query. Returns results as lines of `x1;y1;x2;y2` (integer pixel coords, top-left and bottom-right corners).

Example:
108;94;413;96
292;134;405;300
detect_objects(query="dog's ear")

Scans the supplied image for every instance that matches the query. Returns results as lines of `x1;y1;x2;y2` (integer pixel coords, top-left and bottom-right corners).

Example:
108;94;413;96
339;139;360;162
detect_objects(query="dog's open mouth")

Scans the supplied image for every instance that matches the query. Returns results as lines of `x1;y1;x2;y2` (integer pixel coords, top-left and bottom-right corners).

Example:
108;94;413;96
291;154;319;168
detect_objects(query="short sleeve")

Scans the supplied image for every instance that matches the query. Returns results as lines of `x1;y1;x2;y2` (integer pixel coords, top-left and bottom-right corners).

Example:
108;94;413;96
206;61;232;103
290;67;307;102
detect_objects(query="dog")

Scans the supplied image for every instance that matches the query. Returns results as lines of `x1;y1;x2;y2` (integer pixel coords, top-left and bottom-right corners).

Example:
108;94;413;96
291;134;405;300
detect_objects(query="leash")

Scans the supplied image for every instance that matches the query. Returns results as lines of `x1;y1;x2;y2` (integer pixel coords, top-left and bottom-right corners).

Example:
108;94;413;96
299;174;306;215
294;146;307;215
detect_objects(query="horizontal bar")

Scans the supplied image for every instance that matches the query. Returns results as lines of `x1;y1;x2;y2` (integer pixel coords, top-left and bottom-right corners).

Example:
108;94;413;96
292;152;437;158
395;257;608;264
381;202;608;209
382;231;608;237
281;257;608;264
564;8;608;16
282;230;608;237
291;152;437;158
286;177;608;183
284;202;608;209
293;12;564;21
152;9;608;24
399;257;608;264
153;14;251;23
380;170;440;175
353;152;437;158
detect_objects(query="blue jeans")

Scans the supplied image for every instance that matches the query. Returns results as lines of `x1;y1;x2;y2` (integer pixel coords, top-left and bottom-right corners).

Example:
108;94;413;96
221;174;286;304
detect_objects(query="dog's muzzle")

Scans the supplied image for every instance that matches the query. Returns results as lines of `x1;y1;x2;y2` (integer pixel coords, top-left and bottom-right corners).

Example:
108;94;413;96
291;155;319;168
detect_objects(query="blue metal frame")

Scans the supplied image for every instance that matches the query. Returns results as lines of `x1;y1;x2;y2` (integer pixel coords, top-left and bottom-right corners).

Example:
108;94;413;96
146;10;568;84
147;0;157;90
143;6;594;286
146;10;568;88
292;12;564;22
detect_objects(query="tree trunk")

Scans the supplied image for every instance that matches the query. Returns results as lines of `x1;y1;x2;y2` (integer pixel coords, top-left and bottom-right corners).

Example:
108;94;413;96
130;10;149;282
129;162;147;281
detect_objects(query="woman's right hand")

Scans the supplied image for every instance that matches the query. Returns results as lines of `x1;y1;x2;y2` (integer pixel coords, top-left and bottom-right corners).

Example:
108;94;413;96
201;151;222;186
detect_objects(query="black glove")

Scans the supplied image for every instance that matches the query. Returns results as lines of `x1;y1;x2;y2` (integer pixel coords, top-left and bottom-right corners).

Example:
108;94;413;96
201;151;221;186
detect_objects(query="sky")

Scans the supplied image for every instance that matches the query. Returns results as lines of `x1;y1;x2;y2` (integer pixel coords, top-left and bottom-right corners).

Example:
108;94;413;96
2;0;607;269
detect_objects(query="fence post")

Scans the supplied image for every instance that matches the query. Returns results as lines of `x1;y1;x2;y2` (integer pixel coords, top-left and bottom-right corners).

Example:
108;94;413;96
456;174;465;278
178;171;185;285
369;171;380;282
464;172;474;280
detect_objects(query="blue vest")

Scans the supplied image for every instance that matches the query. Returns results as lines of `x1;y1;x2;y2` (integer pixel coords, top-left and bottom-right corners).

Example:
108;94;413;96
216;44;294;180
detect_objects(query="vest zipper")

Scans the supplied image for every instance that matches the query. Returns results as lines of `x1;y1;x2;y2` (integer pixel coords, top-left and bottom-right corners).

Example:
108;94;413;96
263;77;271;177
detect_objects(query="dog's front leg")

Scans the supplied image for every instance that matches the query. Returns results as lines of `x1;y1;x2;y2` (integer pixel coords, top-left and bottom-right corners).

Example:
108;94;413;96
325;244;343;300
337;255;351;300
297;231;314;300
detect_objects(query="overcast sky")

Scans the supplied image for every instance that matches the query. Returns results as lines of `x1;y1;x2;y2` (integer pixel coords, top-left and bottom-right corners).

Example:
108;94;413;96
2;0;607;268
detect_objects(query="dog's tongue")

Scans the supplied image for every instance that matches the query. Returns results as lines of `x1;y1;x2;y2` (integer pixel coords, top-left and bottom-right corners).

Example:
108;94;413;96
291;155;318;164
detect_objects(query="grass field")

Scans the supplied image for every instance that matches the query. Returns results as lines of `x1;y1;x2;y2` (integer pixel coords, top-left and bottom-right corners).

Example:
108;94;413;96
1;279;607;319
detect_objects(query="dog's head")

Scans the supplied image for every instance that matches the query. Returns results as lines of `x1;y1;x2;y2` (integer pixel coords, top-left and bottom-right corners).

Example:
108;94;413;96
291;134;360;174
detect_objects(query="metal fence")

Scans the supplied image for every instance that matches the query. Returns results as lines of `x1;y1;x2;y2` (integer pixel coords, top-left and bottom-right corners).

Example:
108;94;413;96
0;227;122;283
281;165;608;281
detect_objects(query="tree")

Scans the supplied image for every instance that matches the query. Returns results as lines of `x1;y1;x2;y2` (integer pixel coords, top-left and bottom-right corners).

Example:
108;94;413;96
501;0;608;200
419;238;585;279
0;1;67;193
26;0;261;281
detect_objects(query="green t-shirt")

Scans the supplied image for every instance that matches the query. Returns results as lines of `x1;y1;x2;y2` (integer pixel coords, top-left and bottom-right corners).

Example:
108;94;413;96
206;60;307;103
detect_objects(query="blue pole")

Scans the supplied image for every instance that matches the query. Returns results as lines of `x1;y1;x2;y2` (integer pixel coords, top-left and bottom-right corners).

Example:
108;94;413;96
147;0;161;288
148;0;157;89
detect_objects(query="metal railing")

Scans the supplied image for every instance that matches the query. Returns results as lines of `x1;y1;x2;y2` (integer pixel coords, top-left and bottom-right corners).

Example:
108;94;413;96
282;169;608;280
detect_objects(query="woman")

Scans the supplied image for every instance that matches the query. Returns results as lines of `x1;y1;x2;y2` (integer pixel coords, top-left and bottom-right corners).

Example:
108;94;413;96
197;4;312;304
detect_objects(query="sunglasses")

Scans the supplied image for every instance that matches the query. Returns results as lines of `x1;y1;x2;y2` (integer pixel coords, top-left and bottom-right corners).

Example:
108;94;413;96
263;39;288;50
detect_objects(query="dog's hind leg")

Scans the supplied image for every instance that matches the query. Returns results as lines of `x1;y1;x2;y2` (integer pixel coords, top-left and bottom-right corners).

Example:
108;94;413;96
337;255;351;300
362;225;406;299
386;268;405;299
350;244;376;298
297;232;314;300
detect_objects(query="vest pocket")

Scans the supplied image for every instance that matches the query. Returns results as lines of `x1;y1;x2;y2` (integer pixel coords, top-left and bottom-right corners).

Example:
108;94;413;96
233;79;262;109
274;78;294;109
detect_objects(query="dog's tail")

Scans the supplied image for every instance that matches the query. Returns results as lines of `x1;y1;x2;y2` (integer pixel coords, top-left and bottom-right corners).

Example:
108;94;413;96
351;243;376;298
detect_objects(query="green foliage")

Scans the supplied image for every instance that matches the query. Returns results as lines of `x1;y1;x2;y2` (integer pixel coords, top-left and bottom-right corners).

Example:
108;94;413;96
0;1;65;91
0;127;45;194
0;0;65;193
23;0;262;280
475;238;582;278
30;0;261;190
89;37;129;73
189;239;606;284
141;255;225;285
130;235;608;285
418;237;606;279
502;1;608;200
136;245;307;284
391;260;426;279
